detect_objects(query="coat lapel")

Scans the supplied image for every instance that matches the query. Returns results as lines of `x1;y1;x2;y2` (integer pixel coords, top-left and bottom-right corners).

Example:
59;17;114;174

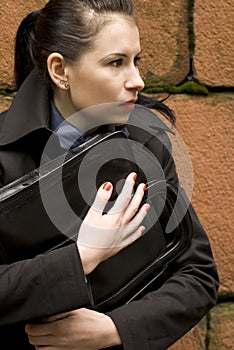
0;68;50;146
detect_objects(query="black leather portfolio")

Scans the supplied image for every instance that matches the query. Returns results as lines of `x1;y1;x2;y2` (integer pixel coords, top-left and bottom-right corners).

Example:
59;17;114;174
0;130;192;313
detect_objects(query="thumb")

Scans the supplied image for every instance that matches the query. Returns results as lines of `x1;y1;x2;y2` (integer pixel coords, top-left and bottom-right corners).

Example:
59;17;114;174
88;182;113;216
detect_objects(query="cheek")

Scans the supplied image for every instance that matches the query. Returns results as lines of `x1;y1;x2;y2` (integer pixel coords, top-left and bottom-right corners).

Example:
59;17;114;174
69;69;123;109
87;79;119;102
70;76;93;103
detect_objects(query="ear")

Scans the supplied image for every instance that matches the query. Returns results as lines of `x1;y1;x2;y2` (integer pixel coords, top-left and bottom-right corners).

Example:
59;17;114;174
47;53;69;90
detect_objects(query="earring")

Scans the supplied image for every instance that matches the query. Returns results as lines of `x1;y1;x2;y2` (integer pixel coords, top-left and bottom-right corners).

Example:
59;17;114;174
60;80;70;89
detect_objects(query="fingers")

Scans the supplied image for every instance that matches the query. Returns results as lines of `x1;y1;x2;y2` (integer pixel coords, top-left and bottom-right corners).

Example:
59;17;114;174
132;203;150;230
122;203;150;242
25;323;52;337
26;323;57;347
128;225;146;243
109;172;137;214
87;181;113;218
122;182;146;222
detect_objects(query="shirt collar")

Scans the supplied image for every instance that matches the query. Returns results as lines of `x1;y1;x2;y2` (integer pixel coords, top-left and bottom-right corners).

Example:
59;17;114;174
50;101;94;149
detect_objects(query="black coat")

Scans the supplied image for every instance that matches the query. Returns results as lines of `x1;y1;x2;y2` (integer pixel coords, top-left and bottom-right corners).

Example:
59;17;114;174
0;69;219;349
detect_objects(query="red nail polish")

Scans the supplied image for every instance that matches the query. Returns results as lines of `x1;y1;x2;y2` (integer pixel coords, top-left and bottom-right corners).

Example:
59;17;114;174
103;182;112;191
143;184;147;191
133;173;138;181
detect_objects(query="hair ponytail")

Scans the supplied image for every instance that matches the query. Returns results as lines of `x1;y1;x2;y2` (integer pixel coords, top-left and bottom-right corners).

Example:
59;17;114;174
14;9;42;89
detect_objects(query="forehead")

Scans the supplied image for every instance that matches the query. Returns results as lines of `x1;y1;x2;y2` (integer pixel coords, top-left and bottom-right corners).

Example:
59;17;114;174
91;16;141;54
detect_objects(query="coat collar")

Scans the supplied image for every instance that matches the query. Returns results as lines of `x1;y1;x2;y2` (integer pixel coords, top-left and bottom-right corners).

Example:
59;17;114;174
0;68;50;146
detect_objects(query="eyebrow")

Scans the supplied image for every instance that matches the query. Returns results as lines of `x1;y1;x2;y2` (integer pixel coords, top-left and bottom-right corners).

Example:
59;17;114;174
100;51;142;62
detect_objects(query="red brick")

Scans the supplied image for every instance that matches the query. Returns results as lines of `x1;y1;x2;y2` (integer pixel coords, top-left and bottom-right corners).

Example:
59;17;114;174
165;93;234;293
135;0;190;85
0;0;47;89
194;0;234;87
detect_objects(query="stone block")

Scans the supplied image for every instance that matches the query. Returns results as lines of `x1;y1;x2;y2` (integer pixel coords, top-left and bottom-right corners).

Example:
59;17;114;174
0;0;47;89
193;0;234;87
209;303;234;349
134;0;190;85
164;93;234;292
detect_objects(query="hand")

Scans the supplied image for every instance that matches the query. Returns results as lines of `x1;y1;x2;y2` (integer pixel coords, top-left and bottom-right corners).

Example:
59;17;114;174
78;172;150;274
25;308;121;350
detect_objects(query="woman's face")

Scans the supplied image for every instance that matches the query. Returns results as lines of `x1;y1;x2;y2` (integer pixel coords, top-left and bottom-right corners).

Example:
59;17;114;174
64;16;145;116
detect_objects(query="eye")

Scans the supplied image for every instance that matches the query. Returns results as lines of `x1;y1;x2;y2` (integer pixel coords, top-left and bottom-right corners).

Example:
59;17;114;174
109;59;123;68
134;56;141;66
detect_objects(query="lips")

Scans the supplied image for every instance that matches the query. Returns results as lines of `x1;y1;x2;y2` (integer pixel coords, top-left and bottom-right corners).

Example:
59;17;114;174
125;99;137;104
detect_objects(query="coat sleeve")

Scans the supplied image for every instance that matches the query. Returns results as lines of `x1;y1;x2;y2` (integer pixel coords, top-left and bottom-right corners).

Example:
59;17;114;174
0;129;92;326
107;132;219;350
0;244;92;326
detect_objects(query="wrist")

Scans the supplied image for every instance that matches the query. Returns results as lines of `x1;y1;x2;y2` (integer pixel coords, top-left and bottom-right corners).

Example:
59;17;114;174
77;244;99;275
100;314;122;348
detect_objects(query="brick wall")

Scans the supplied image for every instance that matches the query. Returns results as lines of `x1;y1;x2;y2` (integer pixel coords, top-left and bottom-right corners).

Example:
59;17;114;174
0;0;233;348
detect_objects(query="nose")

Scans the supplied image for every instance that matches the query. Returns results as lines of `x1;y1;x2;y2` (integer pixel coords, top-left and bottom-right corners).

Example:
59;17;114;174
125;66;145;92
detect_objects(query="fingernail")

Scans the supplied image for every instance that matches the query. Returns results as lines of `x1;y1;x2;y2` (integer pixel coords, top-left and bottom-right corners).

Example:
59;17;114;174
145;204;151;212
142;184;147;191
133;173;138;181
141;226;146;234
103;182;112;191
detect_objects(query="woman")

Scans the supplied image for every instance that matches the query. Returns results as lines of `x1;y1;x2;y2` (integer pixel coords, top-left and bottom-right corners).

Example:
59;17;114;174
0;0;219;349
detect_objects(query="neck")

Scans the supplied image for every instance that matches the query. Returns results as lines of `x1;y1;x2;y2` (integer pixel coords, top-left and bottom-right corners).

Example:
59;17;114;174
53;90;76;119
